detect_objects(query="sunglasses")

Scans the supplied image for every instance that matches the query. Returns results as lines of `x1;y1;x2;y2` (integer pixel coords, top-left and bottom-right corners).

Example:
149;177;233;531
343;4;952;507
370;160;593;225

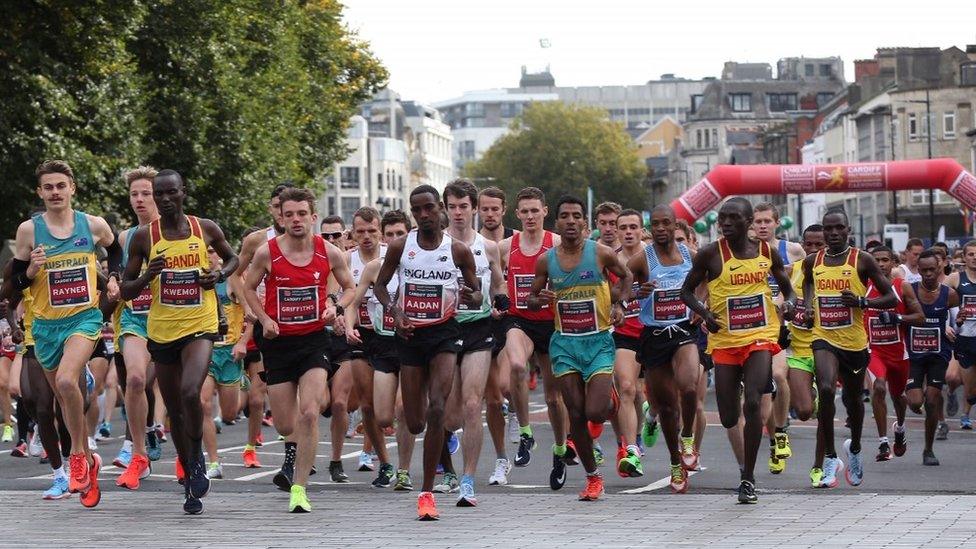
321;232;344;240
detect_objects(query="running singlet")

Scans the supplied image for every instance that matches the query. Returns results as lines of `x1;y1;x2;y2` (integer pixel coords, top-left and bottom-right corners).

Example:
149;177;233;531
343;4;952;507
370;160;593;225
767;240;788;298
368;270;399;337
956;270;976;338
263;235;332;337
864;278;908;362
548;240;612;336
147;216;218;343
507;231;555;321
787;260;814;357
120;226;153;315
638;242;692;329
29;211;99;321
397;231;458;327
20;289;34;347
246;227;277;352
456;233;491;323
705;239;780;352
810;248;868;352
350;245;387;329
215;280;244;346
902;265;922;284
909;282;951;362
610;273;641;339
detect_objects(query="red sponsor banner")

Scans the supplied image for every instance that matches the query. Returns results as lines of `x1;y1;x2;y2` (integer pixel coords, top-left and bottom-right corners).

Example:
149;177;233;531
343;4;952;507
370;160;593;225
679;179;722;218
817;295;853;329
812;164;887;192
781;166;816;193
160;269;202;307
727;294;766;331
868;317;900;345
48;267;91;308
949;171;976;209
277;286;318;324
909;326;941;354
651;288;689;323
403;283;443;321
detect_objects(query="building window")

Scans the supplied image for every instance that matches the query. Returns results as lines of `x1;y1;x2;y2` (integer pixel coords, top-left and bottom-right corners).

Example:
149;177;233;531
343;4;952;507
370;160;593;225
690;94;703;114
327;196;336;216
907;114;917;141
464;103;484;117
819;64;832;77
805;64;814;77
377;172;383;188
962;63;976;86
461;140;475;160
712;128;718;149
816;92;834;108
339;167;360;189
500;103;523;118
340;197;361;225
767;93;798;112
944;112;956;138
921;112;934;138
696;129;702;149
910;189;929;206
729;93;752;112
704;129;710;148
398;174;403;191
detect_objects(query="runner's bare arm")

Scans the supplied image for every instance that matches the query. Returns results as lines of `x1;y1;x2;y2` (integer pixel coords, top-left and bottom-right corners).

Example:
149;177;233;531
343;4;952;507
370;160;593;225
485;240;506;301
325;240;356;310
525;252;551;311
452;240;482;307
498;237;512;274
373;236;404;313
344;259;379;339
899;280;926;325
786;241;806;263
120;226;162;300
234;230;265;277
598;242;632;303
947;286;961;309
859;253;896;310
769;247;796;316
802;254;816;327
199;219;239;289
680;242;719;331
242;244;272;327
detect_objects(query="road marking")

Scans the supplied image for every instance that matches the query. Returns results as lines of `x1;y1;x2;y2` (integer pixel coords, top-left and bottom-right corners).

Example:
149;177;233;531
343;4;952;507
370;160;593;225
504;484;548;489
619;466;708;494
235;469;280;481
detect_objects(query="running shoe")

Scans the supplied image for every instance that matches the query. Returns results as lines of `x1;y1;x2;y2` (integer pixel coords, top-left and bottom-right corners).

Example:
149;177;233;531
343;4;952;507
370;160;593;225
97;421;111;440
345;410;361;438
154;424;167;443
947;388;959;417
255;432;264;446
242;446;261;468
737;480;757;504
820;456;844;488
680;436;698;471
289;485;311;513
457;475;477;507
669;463;688;494
329;460;349;483
79;453;102;508
28;431;43;457
936;421;949;441
42;476;71;500
372;463;394;488
113;446;132;468
515;432;536;467
587;420;604;440
922;449;940;466
262;411;274;427
447;431;460;455
0;424;13;443
893;423;907;457
843;439;863;486
116;454;151;490
641;418;659;448
183;483;202;515
274;445;297;491
768;448;785;475
593;442;605;466
39;450;49;464
146;431;162;462
206;462;223;479
549;450;567;490
433;472;459;494
809;467;823;488
528;368;538;391
358;451;374;472
393;469;413;491
773;431;792;459
488;458;511;486
417;491;439;520
10;442;28;458
87;436;98;451
617;447;643;478
85;367;95;395
635;437;645;457
578;472;604;501
563;438;579;465
507;412;520;444
175;456;186;484
188;454;211;498
68;453;91;494
876;441;892;462
962;415;973;430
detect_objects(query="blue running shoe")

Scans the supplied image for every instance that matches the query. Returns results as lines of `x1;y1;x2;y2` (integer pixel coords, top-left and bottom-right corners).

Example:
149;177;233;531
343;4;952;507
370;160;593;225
113;446;132;468
85;367;95;395
98;421;111;440
447;431;460;455
42;476;71;500
146;432;162;462
820;456;845;488
961;415;972;430
844;439;863;486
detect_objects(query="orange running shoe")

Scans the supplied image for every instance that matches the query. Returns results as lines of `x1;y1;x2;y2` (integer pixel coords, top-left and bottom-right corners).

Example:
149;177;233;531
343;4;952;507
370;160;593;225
417;491;439;521
669;464;688;494
175;456;186;484
528;368;538;391
68;453;90;494
117;454;150;490
255;433;264;447
615;446;629;478
587;421;604;440
578;473;605;501
243;446;261;468
80;453;102;508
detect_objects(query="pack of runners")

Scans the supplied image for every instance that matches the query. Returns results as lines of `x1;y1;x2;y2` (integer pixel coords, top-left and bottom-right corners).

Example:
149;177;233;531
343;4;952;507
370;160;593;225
2;160;975;518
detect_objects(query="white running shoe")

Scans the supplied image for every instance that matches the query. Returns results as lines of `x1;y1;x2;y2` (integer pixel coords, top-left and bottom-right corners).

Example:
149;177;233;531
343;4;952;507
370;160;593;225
488;458;512;486
87;436;98;451
206;462;223;479
358;451;374;472
28;431;44;457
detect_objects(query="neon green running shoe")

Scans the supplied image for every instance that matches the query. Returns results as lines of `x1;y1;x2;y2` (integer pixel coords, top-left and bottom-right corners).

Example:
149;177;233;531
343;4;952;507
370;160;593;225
809;467;823;488
641;402;660;448
289;485;311;513
616;448;644;478
593;443;605;466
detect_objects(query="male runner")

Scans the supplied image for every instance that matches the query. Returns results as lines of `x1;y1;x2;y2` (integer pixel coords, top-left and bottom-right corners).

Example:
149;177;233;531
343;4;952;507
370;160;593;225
442;179;505;505
907;250;958;466
373;185;482;520
629;205;699;492
243;188;355;512
802;210;895;489
680;197;795;504
121;169;239;514
498;187;569;489
12;160;120;508
893;238;924;283
527;195;631;501
945;240;976;433
864;245;923;462
594;202;622;250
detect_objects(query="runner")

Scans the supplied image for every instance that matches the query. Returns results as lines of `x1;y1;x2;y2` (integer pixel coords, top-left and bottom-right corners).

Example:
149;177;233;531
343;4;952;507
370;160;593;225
907;250;958;466
679;197;795;504
802;210;895;489
243;187;355;512
373;184;482;520
629;205;699;492
946;240;976;434
11;160;120;508
121;169;239;514
894;238;924;283
594;202;622;250
527;194;631;501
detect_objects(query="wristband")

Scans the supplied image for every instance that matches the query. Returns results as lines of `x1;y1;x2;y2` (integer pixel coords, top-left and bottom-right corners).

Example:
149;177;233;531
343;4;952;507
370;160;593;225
493;294;510;311
858;296;868;309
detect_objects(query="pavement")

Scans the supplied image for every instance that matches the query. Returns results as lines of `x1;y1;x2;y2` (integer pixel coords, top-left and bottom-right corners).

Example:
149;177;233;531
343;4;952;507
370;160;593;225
2;386;975;547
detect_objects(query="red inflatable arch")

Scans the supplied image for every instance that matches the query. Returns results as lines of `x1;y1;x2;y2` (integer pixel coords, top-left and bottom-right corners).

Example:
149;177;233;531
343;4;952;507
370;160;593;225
670;158;976;223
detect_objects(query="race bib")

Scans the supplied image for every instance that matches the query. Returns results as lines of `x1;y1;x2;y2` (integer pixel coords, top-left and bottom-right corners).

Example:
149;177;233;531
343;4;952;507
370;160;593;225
768;274;780;298
791;297;809;329
557;299;598;335
726;294;767;331
961;295;976;320
47;266;91;308
404;283;443;321
159;269;201;307
358;303;373;327
131;286;153;314
651;288;689;323
382;309;396;332
514;274;542;310
909;326;941;354
624;283;641;319
817;295;852;329
276;286;319;324
868;317;900;345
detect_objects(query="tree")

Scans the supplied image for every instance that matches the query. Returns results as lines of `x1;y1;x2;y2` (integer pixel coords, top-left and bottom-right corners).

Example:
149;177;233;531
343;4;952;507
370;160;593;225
466;102;647;228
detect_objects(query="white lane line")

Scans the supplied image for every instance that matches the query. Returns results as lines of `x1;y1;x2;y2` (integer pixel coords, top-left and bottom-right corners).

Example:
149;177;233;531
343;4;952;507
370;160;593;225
218;440;283;453
504;484;548;489
235;469;280;481
619;466;707;494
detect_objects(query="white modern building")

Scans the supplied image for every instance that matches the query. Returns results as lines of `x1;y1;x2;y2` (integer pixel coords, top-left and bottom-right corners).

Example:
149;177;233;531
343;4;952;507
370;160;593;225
403;101;454;194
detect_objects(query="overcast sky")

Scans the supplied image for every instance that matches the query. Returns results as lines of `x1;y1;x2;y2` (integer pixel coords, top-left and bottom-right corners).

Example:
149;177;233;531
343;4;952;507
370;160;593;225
342;0;976;103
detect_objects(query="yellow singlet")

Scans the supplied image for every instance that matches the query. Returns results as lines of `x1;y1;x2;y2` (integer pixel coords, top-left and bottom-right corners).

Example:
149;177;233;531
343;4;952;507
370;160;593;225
706;239;780;352
29;211;99;321
811;248;868;352
787;259;813;357
21;289;34;348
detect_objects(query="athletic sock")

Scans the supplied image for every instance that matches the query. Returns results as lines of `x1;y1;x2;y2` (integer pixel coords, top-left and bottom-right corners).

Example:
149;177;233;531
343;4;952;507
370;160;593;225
121;439;133;452
894;422;906;433
626;444;639;455
245;443;256;452
826;452;837;459
519;425;533;437
775;426;788;434
53;466;67;480
879;436;889;444
552;443;566;457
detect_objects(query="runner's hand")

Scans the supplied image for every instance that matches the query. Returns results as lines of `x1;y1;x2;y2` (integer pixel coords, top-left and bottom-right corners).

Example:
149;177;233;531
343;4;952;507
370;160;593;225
459;283;476;306
26;246;46;278
346;327;362;345
538;288;557;306
947;326;956;343
610;303;625;327
702;311;721;334
106;276;121;302
805;306;816;329
394;311;415;339
10;326;24;345
779;300;796;321
262;319;280;340
198;268;219;290
146;255;166;279
231;340;247;361
636;280;657;299
839;290;860;308
331;313;344;336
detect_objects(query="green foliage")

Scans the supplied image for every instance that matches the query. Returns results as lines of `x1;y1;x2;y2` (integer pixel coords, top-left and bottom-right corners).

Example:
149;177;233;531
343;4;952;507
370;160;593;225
466;102;648;228
0;0;387;242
